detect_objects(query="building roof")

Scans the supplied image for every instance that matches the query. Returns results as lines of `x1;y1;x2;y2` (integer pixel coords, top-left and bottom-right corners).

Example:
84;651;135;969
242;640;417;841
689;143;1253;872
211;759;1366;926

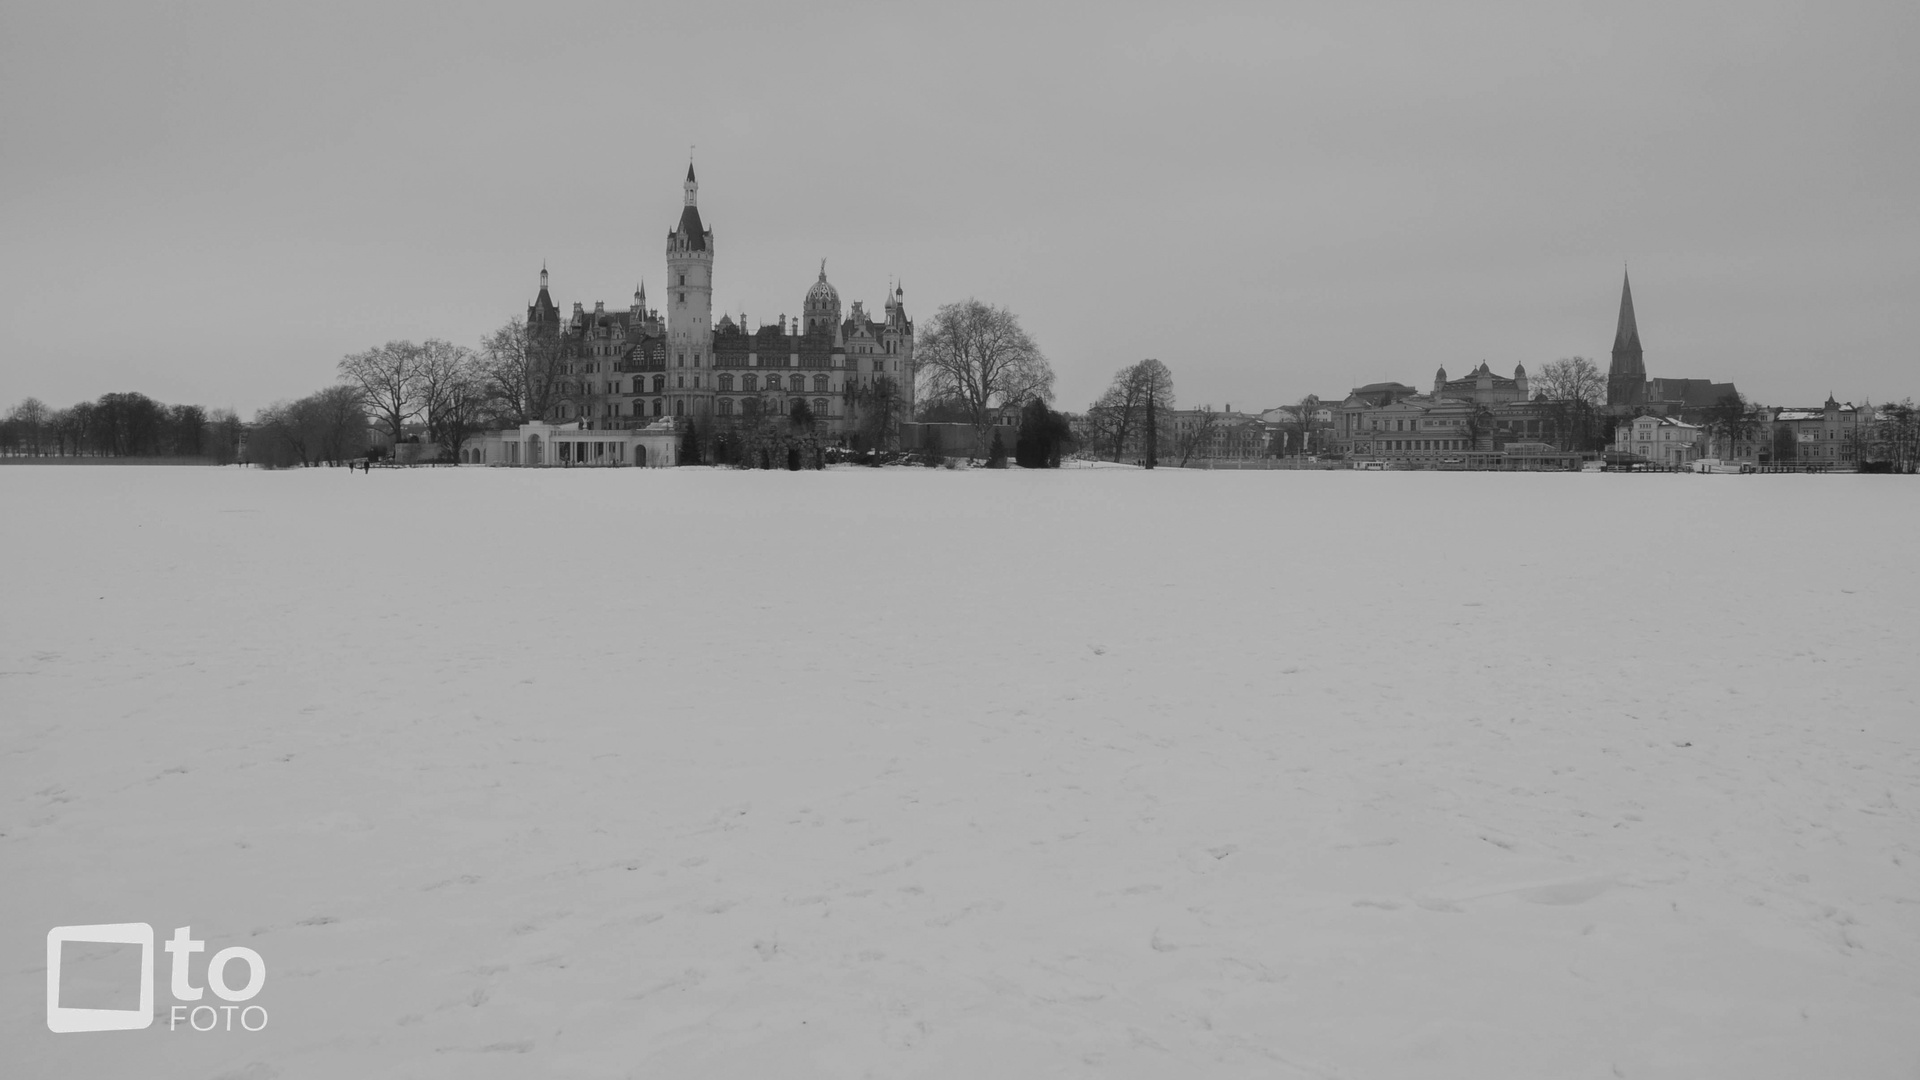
673;205;707;249
1646;378;1737;408
1623;415;1700;431
1613;268;1641;354
1775;404;1858;421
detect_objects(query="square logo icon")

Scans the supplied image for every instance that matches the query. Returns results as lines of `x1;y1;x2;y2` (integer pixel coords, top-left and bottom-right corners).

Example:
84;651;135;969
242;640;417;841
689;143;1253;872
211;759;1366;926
46;923;154;1033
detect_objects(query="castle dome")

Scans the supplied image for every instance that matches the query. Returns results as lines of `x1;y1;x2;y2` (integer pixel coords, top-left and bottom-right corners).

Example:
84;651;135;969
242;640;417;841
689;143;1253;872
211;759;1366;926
805;265;839;311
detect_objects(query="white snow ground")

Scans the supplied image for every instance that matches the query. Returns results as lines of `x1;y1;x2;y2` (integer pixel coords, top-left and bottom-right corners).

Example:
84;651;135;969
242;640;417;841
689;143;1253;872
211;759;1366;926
3;465;1917;1079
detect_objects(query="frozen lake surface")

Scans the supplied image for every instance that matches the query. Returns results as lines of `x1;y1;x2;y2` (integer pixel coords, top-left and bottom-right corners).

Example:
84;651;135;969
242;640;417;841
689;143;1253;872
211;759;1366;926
4;465;1918;1078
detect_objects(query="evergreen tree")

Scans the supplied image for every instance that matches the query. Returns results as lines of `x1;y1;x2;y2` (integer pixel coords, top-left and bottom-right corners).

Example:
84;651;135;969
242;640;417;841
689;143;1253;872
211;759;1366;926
987;428;1009;468
679;419;702;466
1015;398;1072;467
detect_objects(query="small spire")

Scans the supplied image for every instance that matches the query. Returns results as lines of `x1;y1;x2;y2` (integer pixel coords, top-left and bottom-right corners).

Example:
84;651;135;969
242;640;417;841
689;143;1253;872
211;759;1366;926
819;258;827;281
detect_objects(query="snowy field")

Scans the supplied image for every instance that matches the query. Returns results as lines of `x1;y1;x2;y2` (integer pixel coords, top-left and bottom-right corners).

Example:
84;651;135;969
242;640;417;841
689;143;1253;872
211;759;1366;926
3;465;1918;1079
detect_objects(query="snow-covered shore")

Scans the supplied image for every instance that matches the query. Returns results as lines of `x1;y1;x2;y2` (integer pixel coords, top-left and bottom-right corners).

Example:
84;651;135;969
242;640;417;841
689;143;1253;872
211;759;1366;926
5;465;1917;1078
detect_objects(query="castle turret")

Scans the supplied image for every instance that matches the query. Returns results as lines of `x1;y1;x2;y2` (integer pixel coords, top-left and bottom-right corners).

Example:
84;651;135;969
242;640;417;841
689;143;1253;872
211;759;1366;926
1514;363;1529;399
1433;366;1448;398
528;264;559;326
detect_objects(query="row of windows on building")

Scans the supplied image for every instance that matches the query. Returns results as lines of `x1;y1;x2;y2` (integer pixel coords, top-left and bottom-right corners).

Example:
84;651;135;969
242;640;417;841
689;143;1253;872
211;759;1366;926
1365;439;1470;454
573;373;841;396
561;397;839;420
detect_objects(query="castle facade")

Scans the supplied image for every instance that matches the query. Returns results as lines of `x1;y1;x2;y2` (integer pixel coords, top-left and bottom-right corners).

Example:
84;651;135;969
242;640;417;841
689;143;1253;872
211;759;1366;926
522;165;915;444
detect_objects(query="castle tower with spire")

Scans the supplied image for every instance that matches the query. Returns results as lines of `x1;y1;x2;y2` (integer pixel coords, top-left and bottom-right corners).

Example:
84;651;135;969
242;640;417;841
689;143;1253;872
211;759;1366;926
1607;268;1647;409
528;264;559;328
666;162;715;421
474;165;915;460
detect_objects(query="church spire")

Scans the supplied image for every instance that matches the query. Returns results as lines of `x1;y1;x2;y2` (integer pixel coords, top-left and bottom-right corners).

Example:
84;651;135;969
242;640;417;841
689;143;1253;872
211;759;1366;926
1606;266;1647;408
1613;266;1641;353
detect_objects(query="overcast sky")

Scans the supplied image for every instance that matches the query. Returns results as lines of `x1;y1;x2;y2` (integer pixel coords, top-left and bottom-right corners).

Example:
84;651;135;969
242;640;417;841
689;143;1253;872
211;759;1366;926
3;0;1915;417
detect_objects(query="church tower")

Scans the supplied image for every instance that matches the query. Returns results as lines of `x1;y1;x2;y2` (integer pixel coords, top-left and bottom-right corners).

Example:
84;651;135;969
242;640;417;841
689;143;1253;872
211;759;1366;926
666;163;715;420
1606;268;1647;409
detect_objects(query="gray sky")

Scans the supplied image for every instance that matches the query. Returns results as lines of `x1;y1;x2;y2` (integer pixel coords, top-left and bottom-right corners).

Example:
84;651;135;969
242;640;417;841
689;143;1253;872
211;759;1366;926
3;0;1915;417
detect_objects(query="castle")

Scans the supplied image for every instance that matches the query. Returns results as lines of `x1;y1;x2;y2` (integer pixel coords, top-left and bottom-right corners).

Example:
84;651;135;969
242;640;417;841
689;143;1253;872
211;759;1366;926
515;164;915;449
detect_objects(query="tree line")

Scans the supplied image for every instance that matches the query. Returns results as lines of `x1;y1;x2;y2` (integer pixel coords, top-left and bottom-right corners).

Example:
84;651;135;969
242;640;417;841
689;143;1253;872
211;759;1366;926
2;394;243;461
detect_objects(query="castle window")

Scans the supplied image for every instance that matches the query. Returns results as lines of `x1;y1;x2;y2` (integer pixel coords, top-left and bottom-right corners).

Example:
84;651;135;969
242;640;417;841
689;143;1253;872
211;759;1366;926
679;274;685;286
718;398;733;417
653;375;665;393
813;374;828;392
719;374;733;391
814;398;828;416
743;374;757;392
677;376;685;389
653;399;663;416
674;400;684;416
789;374;804;393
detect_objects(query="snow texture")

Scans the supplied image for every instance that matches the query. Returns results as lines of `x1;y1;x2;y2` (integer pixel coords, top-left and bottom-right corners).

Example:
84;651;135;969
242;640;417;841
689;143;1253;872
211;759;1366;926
3;466;1918;1078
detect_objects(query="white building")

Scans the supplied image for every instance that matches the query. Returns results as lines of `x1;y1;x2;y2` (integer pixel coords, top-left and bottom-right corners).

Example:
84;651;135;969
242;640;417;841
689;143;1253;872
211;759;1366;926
462;420;681;468
1611;415;1704;466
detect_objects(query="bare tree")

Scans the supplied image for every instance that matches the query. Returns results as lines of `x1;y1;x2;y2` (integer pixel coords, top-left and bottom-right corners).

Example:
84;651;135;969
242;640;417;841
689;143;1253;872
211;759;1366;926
1867;398;1918;471
6;398;50;456
1287;394;1322;459
207;408;244;464
251;399;318;467
1133;359;1175;468
433;364;488;462
1702;392;1765;461
915;300;1055;456
1087;362;1156;462
51;403;95;456
1534;356;1607;451
339;341;424;446
91;392;166;456
1175;405;1219;467
166;403;207;456
1533;356;1605;404
478;318;577;426
412;339;478;445
310;385;369;464
847;374;905;452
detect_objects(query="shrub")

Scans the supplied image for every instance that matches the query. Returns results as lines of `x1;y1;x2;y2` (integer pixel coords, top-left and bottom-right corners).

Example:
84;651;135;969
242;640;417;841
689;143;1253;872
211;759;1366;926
987;429;1009;468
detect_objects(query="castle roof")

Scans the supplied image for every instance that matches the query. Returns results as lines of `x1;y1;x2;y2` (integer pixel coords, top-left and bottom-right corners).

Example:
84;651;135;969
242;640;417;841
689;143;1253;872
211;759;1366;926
673;204;707;249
